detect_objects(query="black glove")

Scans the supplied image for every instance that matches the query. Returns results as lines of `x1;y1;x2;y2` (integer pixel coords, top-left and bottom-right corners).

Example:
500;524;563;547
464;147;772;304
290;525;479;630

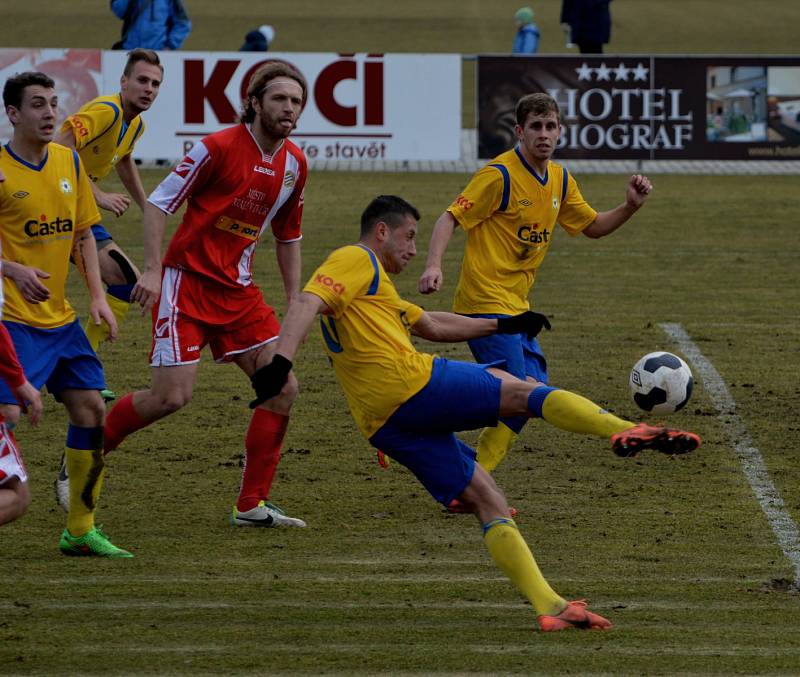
496;311;551;339
249;354;293;408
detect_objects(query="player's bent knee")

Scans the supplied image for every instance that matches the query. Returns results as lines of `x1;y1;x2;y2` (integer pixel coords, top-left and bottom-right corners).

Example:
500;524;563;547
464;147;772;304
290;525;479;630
158;392;192;415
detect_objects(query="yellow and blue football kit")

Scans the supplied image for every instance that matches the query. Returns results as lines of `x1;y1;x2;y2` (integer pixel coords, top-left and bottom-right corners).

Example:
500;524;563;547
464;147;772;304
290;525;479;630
305;244;505;505
305;241;579;619
0;142;100;329
446;146;631;471
304;244;434;439
61;93;146;349
61;93;145;185
448;148;597;316
0;142;110;543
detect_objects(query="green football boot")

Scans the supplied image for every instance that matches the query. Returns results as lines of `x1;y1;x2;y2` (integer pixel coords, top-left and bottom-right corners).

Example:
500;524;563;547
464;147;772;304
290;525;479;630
59;527;133;558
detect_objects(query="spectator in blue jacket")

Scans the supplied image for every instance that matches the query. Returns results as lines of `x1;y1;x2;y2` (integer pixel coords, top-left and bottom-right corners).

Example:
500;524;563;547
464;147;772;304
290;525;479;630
111;0;192;51
512;7;540;54
560;0;611;54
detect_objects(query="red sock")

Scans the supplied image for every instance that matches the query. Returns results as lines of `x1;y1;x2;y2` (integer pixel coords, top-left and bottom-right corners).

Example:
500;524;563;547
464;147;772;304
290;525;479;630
104;393;148;454
237;409;289;512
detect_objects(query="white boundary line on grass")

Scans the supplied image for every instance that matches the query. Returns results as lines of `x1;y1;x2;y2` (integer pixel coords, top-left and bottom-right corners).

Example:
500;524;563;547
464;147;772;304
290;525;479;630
661;322;800;591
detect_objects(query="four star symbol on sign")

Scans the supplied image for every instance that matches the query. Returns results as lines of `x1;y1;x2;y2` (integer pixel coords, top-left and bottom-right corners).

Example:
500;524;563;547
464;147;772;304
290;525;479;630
574;61;650;82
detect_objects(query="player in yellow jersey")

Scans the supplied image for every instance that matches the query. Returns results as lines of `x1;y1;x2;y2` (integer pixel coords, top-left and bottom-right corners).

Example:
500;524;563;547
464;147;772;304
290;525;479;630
57;49;163;356
246;195;700;631
419;93;661;508
0;71;130;557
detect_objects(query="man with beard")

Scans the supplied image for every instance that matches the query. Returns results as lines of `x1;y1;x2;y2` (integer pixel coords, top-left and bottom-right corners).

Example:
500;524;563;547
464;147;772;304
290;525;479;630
101;62;309;529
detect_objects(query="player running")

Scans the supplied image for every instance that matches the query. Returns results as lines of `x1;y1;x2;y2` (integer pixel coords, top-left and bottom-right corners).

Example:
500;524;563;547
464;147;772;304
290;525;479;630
98;61;309;528
246;194;701;631
419;93;661;508
0;72;129;556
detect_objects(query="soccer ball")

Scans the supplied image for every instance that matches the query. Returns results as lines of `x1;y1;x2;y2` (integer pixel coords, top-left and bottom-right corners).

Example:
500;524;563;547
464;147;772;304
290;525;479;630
629;352;693;415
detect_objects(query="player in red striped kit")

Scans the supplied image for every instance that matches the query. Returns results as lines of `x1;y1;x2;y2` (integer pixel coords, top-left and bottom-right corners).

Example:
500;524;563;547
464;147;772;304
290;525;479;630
99;62;309;527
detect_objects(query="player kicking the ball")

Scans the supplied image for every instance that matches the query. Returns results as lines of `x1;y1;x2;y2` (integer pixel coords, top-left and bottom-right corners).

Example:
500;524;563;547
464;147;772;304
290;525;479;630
246;195;701;631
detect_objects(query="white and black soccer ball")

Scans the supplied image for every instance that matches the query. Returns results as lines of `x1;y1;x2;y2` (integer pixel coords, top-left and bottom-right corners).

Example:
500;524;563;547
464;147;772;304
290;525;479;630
629;352;693;415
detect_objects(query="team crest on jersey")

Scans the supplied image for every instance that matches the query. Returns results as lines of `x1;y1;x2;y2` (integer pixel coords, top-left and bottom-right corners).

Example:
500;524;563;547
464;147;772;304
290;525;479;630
59;178;73;194
552;198;559;209
12;191;29;199
283;171;296;188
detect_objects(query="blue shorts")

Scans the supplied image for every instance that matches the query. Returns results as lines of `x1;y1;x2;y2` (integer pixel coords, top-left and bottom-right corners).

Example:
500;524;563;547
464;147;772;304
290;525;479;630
369;357;502;505
0;319;105;404
91;224;113;243
466;314;548;433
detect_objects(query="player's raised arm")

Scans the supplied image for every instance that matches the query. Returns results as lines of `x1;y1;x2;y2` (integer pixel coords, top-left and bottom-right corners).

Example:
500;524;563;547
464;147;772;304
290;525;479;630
583;174;653;239
419;211;458;294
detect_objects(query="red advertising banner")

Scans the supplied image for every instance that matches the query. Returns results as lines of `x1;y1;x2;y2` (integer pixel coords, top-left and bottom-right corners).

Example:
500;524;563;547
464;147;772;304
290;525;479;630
477;55;800;160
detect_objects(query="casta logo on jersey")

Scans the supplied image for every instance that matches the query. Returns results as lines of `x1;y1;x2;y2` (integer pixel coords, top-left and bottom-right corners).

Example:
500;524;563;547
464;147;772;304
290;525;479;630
517;225;550;244
24;215;73;238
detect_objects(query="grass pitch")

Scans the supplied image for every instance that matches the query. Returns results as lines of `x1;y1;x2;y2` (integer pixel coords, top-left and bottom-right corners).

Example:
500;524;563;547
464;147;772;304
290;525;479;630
2;1;800;674
2;171;799;674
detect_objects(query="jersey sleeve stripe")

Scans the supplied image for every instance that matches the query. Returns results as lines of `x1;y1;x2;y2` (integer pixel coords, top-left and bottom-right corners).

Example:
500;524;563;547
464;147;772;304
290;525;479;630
488;163;511;211
166;153;211;214
356;244;381;296
561;167;569;203
72;148;80;180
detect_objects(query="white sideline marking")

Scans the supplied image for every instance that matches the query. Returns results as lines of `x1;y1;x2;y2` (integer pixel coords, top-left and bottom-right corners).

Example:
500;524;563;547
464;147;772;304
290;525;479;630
662;323;800;591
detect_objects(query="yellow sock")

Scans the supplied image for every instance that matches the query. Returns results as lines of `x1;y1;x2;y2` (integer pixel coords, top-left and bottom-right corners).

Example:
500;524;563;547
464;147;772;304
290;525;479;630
477;422;517;473
85;293;130;351
541;389;633;438
66;445;105;537
483;519;565;616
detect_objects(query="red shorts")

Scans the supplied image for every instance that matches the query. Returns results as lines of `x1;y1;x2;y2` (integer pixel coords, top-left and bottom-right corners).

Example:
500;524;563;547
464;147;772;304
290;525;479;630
150;267;281;366
0;421;27;486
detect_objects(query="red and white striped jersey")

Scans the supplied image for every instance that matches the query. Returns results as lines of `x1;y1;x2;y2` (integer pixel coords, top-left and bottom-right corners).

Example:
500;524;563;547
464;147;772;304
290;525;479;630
149;124;306;289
